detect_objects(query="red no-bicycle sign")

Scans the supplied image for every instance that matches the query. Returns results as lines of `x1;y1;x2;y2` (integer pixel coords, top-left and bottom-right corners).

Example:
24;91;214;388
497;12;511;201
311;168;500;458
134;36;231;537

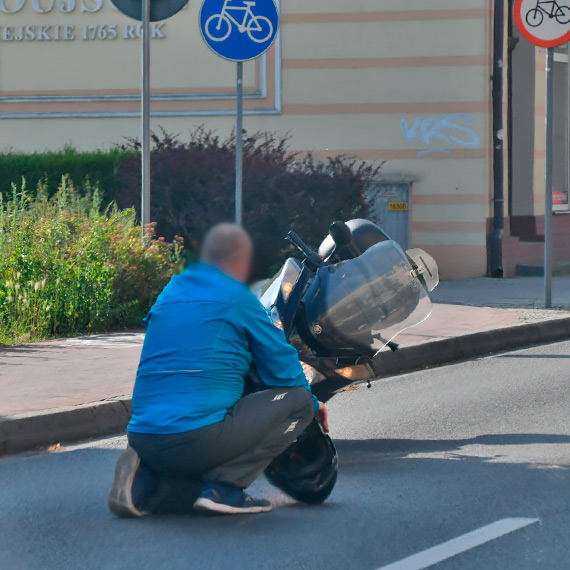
515;0;570;47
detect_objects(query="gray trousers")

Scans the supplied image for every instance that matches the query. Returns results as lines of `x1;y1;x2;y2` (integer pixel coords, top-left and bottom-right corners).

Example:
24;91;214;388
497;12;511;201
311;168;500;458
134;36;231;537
128;387;315;512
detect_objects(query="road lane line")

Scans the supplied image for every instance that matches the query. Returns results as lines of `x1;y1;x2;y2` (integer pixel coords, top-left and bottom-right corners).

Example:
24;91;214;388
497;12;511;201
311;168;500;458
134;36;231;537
376;517;539;570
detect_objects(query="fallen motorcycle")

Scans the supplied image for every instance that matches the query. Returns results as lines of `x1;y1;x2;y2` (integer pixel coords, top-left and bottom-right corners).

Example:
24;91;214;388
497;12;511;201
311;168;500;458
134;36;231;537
253;218;439;505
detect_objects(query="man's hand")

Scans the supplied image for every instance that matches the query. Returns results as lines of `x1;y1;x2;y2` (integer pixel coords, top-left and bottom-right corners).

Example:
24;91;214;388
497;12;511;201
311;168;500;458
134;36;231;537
316;401;329;433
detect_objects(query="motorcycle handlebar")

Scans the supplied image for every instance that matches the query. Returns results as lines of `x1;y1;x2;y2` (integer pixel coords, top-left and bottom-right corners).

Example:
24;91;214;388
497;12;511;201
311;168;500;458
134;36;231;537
286;231;323;271
286;231;313;257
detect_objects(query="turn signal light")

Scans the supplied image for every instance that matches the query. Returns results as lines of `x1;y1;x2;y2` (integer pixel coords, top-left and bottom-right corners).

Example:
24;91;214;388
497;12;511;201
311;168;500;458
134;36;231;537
334;364;374;381
301;362;317;384
282;281;293;299
300;362;326;385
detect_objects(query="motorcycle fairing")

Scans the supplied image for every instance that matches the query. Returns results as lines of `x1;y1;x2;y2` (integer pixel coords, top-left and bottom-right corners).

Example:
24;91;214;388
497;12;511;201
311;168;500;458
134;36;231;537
302;240;432;357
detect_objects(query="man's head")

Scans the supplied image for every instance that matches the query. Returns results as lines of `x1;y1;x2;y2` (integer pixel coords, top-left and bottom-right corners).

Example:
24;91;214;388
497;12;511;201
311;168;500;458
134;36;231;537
200;223;253;283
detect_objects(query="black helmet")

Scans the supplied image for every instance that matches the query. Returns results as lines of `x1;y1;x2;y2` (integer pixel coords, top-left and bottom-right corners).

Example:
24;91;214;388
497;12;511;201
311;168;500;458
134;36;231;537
265;419;338;504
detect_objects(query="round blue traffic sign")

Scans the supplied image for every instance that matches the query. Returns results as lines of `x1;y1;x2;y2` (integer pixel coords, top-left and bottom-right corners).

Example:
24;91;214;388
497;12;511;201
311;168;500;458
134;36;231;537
112;0;189;22
200;0;279;62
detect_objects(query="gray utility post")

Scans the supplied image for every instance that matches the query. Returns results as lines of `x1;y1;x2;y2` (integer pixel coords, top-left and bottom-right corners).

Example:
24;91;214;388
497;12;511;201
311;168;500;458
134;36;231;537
141;0;151;238
512;0;568;308
544;47;554;308
235;62;244;226
111;0;189;239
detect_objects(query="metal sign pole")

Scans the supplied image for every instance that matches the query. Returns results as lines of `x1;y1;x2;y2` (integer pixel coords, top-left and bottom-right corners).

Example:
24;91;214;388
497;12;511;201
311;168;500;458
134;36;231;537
141;0;151;238
544;47;554;308
235;61;243;226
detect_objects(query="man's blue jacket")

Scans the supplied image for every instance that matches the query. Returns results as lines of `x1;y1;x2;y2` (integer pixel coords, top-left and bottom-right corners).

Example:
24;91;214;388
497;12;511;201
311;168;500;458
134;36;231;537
128;263;318;434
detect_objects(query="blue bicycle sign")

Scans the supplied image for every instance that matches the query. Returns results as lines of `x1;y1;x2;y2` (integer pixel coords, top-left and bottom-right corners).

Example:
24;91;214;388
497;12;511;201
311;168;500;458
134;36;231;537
200;0;279;61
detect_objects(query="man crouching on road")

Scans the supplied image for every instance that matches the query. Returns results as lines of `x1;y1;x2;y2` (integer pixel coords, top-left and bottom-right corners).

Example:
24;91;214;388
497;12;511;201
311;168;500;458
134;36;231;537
108;223;328;516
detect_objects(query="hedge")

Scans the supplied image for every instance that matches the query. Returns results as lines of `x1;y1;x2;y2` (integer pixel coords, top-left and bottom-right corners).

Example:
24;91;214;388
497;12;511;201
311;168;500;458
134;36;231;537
112;128;381;279
0;147;128;201
1;127;382;280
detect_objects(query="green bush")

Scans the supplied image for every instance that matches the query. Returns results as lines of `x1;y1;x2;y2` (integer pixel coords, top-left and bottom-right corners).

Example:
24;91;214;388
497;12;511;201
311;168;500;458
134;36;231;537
0;177;182;345
0;147;127;202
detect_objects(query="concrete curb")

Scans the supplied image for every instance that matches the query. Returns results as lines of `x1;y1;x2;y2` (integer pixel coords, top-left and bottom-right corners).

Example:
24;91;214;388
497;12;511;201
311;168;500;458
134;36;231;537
372;315;570;377
0;398;131;457
313;315;570;399
2;316;570;456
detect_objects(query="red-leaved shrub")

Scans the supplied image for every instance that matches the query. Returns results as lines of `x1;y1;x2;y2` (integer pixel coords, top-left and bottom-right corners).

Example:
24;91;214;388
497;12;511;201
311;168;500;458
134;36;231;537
113;128;382;279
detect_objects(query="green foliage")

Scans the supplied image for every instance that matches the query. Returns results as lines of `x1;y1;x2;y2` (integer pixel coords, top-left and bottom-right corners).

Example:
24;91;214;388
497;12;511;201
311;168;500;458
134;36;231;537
0;147;127;202
0;177;182;345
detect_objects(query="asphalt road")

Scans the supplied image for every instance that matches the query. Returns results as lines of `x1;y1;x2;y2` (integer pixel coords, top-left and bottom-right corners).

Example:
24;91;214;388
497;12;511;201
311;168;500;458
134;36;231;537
2;340;570;570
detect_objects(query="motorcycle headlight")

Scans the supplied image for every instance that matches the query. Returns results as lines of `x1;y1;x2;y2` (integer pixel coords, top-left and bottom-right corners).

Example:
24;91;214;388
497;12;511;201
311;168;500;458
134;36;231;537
279;259;301;301
260;258;302;307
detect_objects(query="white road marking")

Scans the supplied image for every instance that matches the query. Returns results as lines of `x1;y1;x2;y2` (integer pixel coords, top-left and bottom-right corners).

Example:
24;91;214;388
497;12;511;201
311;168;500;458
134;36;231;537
376;517;539;570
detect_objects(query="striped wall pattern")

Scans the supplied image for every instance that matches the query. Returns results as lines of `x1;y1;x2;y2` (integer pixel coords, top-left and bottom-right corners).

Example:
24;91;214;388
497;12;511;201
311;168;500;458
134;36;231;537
1;0;495;279
276;1;494;279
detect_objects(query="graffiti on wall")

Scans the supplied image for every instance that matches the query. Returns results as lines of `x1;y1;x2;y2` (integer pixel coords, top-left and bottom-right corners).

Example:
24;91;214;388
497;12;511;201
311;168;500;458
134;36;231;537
399;113;481;157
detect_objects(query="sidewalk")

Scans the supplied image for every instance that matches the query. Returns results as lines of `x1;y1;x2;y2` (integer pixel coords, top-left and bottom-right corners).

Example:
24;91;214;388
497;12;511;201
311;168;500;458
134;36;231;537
1;277;569;455
430;275;570;309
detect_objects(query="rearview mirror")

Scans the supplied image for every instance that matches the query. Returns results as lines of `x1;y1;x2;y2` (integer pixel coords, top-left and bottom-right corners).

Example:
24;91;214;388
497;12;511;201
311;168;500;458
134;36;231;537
406;248;439;292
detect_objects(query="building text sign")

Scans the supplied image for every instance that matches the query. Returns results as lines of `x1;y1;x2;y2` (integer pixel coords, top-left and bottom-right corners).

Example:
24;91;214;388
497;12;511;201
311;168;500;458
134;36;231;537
1;0;126;13
0;0;168;41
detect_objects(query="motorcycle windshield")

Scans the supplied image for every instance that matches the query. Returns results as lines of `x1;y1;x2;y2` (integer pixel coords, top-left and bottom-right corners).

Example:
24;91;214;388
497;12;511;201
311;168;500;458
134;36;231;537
310;240;432;355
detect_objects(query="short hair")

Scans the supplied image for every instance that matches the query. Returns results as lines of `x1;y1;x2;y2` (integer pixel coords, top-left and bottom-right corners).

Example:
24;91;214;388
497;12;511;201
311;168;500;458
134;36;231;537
200;223;253;266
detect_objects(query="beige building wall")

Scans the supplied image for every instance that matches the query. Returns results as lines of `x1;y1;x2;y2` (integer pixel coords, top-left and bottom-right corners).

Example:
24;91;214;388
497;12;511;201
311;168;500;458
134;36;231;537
0;0;495;279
